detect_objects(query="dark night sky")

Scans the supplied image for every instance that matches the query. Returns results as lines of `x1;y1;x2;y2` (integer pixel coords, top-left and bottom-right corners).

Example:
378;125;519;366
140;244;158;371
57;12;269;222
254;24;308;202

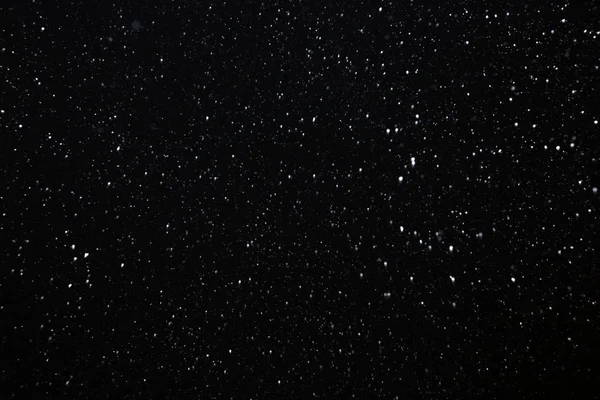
1;1;599;398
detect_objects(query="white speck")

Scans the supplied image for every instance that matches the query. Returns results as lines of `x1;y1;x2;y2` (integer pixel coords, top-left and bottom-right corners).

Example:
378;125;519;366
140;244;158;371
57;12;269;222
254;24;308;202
450;276;455;283
398;176;403;182
415;114;420;119
383;292;391;298
400;226;404;232
511;277;516;282
465;40;469;45
121;263;125;268
84;252;89;258
41;27;45;32
117;146;121;151
410;157;416;166
511;86;516;91
379;7;382;12
449;245;454;252
71;244;75;250
68;283;72;288
514;122;519;127
593;187;598;194
383;261;388;267
594;120;598;125
312;116;316;122
556;145;560;150
409;276;413;282
386;128;390;133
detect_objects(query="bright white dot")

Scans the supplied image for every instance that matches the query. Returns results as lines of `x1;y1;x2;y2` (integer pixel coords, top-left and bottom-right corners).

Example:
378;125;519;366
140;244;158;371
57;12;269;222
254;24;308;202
84;252;89;258
71;244;75;250
400;226;404;232
41;27;45;32
449;245;454;252
312;116;316;122
398;176;403;182
514;122;519;127
68;283;72;288
593;187;598;194
409;276;414;282
450;276;455;283
379;7;382;12
511;277;516;282
556;145;560;150
410;157;416;166
116;146;121;151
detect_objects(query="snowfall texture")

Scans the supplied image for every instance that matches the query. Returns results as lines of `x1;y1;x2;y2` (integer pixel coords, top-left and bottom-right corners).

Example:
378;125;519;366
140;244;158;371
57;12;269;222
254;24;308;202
1;1;599;399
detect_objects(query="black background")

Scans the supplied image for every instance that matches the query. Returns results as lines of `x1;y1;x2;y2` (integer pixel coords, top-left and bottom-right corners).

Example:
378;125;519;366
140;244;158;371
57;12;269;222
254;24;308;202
1;0;599;398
